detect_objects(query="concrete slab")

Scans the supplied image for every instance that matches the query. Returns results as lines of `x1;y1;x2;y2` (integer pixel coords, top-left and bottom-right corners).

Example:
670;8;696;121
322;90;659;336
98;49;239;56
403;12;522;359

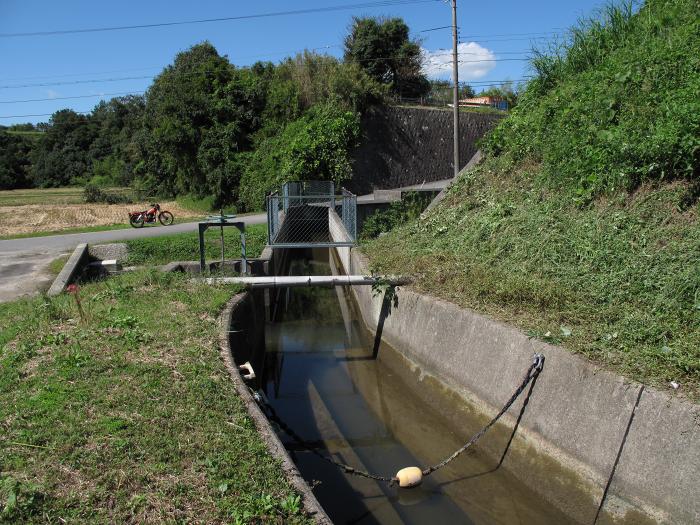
47;243;88;296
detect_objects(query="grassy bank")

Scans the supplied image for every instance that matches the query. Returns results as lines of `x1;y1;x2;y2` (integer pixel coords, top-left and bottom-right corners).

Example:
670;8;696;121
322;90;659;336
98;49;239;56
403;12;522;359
125;223;267;266
364;158;700;398
365;0;700;398
0;270;311;523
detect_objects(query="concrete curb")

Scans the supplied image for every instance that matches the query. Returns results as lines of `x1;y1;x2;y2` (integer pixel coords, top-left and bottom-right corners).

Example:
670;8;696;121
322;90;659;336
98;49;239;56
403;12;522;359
47;243;88;296
219;293;332;524
423;149;484;214
336;247;699;524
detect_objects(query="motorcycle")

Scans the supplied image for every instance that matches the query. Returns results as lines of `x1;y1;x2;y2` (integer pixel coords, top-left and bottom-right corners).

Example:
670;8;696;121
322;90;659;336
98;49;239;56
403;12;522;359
128;203;174;228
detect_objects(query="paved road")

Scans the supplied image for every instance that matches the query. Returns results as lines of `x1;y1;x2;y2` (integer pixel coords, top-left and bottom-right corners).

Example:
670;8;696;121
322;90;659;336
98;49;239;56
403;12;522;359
0;180;452;303
0;214;266;303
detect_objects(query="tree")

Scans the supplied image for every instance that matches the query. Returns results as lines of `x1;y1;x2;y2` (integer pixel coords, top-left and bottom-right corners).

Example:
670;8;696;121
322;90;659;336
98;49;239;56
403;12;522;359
238;102;361;211
344;17;428;98
426;80;475;106
478;82;518;108
31;110;96;187
88;95;145;185
0;132;34;189
137;42;264;203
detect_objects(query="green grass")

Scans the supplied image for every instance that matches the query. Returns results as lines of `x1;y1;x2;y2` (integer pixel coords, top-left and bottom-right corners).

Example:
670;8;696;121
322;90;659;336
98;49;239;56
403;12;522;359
47;255;69;276
0;187;130;207
363;0;700;400
0;223;133;241
175;194;239;215
126;223;268;266
364;157;700;399
0;270;311;523
485;0;699;199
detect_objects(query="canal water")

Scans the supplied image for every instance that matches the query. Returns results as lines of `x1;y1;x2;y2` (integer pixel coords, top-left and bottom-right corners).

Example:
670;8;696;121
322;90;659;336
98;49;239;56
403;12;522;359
254;249;577;524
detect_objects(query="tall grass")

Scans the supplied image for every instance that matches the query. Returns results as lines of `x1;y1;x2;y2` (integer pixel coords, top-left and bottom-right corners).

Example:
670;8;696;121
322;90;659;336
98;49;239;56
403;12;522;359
486;0;699;199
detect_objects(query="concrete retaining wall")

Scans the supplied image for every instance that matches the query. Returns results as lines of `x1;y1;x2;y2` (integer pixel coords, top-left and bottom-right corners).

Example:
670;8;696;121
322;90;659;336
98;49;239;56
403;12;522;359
47;243;88;296
349;106;502;195
332;247;699;524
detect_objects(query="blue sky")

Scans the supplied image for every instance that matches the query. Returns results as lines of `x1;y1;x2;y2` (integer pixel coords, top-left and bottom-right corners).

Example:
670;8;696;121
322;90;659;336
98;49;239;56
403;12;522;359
0;0;605;125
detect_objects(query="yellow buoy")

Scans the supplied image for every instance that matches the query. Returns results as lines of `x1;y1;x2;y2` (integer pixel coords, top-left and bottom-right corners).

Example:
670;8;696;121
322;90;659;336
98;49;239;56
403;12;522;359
396;466;423;488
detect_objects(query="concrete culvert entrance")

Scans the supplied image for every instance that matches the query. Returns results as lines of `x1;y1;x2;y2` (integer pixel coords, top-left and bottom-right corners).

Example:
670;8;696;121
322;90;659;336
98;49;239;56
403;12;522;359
234;248;600;524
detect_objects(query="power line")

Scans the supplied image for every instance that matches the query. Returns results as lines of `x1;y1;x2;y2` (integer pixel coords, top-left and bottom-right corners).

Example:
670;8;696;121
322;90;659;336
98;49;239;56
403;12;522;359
0;91;145;104
0;44;343;83
0;0;440;38
0;76;154;90
461;36;559;43
0;55;529;90
0;111;92;119
460;30;563;39
419;25;452;32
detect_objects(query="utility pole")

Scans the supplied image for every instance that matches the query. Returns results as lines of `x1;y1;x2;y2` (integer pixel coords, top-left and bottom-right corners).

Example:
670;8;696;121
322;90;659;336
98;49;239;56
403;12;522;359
451;0;460;177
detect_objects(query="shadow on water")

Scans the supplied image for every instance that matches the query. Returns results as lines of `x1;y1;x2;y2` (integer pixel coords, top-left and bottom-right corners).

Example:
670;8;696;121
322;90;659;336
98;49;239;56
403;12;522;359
251;248;575;525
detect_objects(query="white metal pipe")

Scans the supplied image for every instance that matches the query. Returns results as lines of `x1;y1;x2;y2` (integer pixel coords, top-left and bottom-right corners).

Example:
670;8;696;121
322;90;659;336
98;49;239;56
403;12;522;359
199;275;409;288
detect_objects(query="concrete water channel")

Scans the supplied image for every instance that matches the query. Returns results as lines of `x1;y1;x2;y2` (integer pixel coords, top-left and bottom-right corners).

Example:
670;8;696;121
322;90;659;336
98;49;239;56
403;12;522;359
238;248;590;524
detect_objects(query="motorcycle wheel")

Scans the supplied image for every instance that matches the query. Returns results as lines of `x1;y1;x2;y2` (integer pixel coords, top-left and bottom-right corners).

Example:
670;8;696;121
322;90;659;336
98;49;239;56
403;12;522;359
129;215;145;228
159;211;174;226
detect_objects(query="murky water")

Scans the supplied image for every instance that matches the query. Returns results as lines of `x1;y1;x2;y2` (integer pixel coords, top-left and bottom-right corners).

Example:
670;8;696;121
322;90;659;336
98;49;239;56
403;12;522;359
254;249;578;524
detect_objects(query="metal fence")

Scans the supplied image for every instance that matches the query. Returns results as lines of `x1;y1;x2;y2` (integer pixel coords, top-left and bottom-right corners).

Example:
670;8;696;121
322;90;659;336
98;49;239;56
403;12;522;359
266;181;356;248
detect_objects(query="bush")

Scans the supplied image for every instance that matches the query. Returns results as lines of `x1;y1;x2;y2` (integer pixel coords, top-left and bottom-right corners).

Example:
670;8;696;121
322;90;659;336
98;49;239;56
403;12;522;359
83;184;130;204
238;102;361;211
484;0;700;200
360;192;432;239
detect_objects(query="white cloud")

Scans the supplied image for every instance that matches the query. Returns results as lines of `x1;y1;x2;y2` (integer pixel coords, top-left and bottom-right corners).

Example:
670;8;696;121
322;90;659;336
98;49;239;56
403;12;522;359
421;42;496;80
46;89;59;99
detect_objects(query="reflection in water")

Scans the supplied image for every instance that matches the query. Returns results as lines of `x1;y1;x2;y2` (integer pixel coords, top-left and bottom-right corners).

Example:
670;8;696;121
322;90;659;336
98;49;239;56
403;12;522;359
256;250;574;525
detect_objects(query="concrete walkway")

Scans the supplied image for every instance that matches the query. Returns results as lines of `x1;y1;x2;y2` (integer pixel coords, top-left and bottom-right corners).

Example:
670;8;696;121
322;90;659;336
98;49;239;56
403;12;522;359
0;213;266;303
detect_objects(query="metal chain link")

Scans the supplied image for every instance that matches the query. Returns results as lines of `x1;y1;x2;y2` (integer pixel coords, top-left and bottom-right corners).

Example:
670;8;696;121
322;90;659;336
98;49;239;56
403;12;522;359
252;353;545;484
252;389;397;483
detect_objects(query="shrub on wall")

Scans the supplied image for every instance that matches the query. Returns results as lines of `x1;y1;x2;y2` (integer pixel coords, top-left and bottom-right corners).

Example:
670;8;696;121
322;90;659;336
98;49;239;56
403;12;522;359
238;102;361;211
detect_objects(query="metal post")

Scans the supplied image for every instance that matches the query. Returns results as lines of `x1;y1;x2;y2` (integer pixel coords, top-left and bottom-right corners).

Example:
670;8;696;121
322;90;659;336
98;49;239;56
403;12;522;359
240;230;247;275
451;0;460;178
219;209;225;270
198;223;207;272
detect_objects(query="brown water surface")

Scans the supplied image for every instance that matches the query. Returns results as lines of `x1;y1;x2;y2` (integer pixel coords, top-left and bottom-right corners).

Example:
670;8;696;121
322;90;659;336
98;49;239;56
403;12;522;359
255;250;579;524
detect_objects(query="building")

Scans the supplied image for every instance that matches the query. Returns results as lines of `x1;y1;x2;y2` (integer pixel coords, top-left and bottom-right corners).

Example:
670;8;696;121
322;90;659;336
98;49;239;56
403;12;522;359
459;96;509;111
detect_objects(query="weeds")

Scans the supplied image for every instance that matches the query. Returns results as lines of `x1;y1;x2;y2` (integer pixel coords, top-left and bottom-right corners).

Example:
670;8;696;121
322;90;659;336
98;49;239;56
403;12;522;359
0;270;311;523
365;157;700;398
485;0;699;198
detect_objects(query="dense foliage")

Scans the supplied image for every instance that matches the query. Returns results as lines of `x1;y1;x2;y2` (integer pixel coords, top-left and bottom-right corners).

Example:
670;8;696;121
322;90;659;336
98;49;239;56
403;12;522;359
344;17;428;98
134;43;264;205
0;131;34;189
239;103;361;211
485;0;699;199
0;18;406;209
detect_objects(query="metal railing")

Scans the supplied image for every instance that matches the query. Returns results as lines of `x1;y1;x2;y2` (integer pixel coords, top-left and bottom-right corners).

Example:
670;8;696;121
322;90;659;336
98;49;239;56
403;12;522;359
266;181;356;248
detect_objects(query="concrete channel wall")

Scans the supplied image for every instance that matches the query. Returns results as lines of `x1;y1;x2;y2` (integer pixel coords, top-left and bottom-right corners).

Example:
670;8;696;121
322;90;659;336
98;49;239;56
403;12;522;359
331;245;699;524
220;293;332;524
